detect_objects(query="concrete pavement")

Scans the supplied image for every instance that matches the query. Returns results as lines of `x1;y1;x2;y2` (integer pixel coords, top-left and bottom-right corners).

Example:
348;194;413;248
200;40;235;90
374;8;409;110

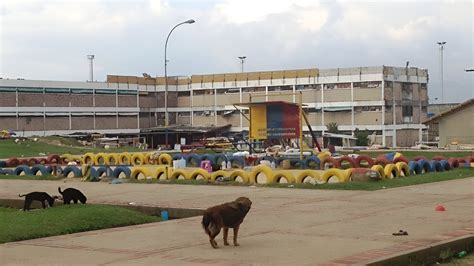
0;177;473;265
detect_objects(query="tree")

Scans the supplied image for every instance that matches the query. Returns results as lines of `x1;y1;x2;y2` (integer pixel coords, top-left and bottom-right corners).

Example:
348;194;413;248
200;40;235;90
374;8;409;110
354;128;370;146
326;122;340;134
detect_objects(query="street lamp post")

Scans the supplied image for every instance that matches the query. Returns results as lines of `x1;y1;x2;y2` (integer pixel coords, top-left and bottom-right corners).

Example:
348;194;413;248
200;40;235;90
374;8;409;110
238;56;246;73
437;41;446;103
164;19;195;149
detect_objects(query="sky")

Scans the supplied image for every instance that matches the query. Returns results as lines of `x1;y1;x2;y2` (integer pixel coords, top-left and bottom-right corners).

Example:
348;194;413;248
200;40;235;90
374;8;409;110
0;0;472;103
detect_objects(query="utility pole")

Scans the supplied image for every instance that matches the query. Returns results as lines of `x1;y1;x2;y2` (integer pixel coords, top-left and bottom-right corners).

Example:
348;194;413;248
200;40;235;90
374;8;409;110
238;56;246;73
437;42;446;103
87;55;95;82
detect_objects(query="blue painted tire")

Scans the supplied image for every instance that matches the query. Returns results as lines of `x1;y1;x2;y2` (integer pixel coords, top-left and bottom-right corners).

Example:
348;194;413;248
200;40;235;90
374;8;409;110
14;165;32;176
229;156;245;169
95;166;108;178
63;166;82;177
112;166;131;179
303;156;321;170
408;161;422;175
30;165;49;176
0;161;6;168
186;154;201;167
200;154;216;164
0;168;13;175
290;159;305;169
172;154;186;161
214;154;228;166
429;160;444;172
439;160;451;171
418;159;434;173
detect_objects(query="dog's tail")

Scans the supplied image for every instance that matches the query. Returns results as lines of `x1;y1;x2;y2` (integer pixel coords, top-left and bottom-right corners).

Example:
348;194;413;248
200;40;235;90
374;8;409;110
58;187;63;195
201;212;212;235
18;194;26;197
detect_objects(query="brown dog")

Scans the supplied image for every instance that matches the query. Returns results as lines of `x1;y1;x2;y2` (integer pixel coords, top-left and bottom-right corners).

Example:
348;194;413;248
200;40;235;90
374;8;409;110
201;197;252;248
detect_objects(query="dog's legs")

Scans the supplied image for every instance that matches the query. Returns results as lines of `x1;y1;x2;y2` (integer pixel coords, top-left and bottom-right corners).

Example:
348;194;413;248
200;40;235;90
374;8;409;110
233;225;240;246
223;227;229;246
41;200;46;209
208;223;221;249
23;200;29;211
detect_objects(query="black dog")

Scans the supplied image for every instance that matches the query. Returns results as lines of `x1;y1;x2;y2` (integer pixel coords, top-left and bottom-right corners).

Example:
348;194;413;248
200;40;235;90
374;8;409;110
58;187;87;204
19;192;58;211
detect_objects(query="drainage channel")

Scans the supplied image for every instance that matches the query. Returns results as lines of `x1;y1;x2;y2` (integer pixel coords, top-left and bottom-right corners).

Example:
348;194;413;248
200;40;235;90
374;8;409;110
0;198;204;220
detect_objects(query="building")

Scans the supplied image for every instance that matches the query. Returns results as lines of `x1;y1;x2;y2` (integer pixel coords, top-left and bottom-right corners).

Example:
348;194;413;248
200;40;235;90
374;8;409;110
0;65;428;147
424;98;474;147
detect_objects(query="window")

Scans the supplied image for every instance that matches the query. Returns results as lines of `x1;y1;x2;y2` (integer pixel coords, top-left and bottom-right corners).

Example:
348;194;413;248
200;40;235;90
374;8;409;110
402;105;413;119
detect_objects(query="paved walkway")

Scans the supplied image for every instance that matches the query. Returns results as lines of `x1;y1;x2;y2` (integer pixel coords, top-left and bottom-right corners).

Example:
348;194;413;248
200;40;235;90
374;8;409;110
1;178;473;265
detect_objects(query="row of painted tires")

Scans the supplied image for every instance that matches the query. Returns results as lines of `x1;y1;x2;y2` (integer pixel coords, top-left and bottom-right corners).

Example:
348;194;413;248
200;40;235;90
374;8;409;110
0;164;83;177
1;155;62;167
369;160;452;179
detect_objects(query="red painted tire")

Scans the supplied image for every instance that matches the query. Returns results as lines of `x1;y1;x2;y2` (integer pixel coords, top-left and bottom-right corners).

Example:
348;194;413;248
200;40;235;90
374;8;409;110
393;156;409;164
337;156;357;169
355;155;374;168
374;157;391;167
413;156;427;161
320;157;340;170
6;158;20;167
458;158;466;164
47;154;61;164
18;159;29;165
27;158;39;166
38;158;49;165
466;156;474;163
432;155;448;161
447;158;459;168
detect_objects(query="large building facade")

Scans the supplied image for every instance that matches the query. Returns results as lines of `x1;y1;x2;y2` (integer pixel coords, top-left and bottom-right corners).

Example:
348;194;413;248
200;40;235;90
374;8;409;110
0;65;428;147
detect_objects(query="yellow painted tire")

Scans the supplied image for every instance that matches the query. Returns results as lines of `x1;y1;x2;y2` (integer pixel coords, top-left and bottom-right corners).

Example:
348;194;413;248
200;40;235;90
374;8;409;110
144;153;155;165
131;153;146;166
131;167;153;180
170;169;190;180
119;153;132;165
152;166;169;180
296;170;322;184
189;168;211;181
371;164;385;179
61;154;74;164
83;153;95;165
321;168;352;183
250;165;274;184
384;163;400;179
71;155;84;165
210;170;230;182
106;153;119;165
270;170;296;184
229;170;250;183
317;151;331;161
94;153;107;165
159;153;173;166
395;162;410;177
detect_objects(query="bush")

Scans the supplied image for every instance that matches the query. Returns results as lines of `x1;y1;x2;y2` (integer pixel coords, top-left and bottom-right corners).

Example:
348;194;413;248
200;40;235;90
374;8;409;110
355;128;370;146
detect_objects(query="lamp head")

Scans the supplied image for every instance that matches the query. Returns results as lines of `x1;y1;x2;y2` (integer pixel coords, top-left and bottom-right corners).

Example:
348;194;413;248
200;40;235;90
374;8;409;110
185;19;195;24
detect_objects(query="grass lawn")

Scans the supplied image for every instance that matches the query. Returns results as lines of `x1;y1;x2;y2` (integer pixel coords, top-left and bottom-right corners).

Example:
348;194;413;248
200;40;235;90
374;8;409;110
355;150;473;160
0;204;161;243
0;174;63;181
0;138;144;158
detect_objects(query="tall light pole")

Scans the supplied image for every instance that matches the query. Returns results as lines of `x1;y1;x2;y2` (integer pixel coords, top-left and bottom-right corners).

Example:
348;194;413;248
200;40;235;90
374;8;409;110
87;55;95;82
164;19;195;148
437;42;446;103
238;56;246;73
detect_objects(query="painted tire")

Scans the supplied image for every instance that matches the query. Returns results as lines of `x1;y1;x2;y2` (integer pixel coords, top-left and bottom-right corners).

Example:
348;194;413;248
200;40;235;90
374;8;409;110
408;161;422;175
447;158;459;168
229;156;245;169
393;156;409;164
170;169;191;180
465;156;474;163
371;165;385;179
38;158;49;165
83;153;96;165
105;153;119;165
290;159;305;169
0;161;6;168
250;165;274;184
413;156;427;161
145;153;157;165
384;163;399;179
355;155;374;168
30;165;48;176
153;167;169;180
210;170;230;182
47;154;61;164
432;155;448;161
270;170;296;184
6;158;20;167
63;166;82;178
229;170;249;183
296;170;322;184
200;154;216;165
131;153;146;166
429;160;444;172
172;154;185;161
321;169;352;183
303;156;321;170
186;154;201;167
112;166;131;179
60;154;74;164
214;154;228;167
337;156;357;169
95;153;108;165
189;168;211;181
439;160;451;171
320;157;340;170
395;162;410;177
374;156;391;167
118;153;132;165
25;158;38;166
131;167;153;180
417;160;433;173
14;165;32;176
18;159;29;166
159;153;173;166
95;166;108;178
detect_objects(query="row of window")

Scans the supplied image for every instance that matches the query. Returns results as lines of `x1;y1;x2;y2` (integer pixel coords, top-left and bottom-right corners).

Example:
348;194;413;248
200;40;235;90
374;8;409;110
0;87;137;95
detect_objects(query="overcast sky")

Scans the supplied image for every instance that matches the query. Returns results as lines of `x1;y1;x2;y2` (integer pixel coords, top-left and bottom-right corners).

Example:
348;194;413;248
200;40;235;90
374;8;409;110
1;0;472;103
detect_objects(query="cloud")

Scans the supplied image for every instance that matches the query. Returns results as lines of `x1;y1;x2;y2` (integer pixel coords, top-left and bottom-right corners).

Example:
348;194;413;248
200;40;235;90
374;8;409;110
387;17;434;41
